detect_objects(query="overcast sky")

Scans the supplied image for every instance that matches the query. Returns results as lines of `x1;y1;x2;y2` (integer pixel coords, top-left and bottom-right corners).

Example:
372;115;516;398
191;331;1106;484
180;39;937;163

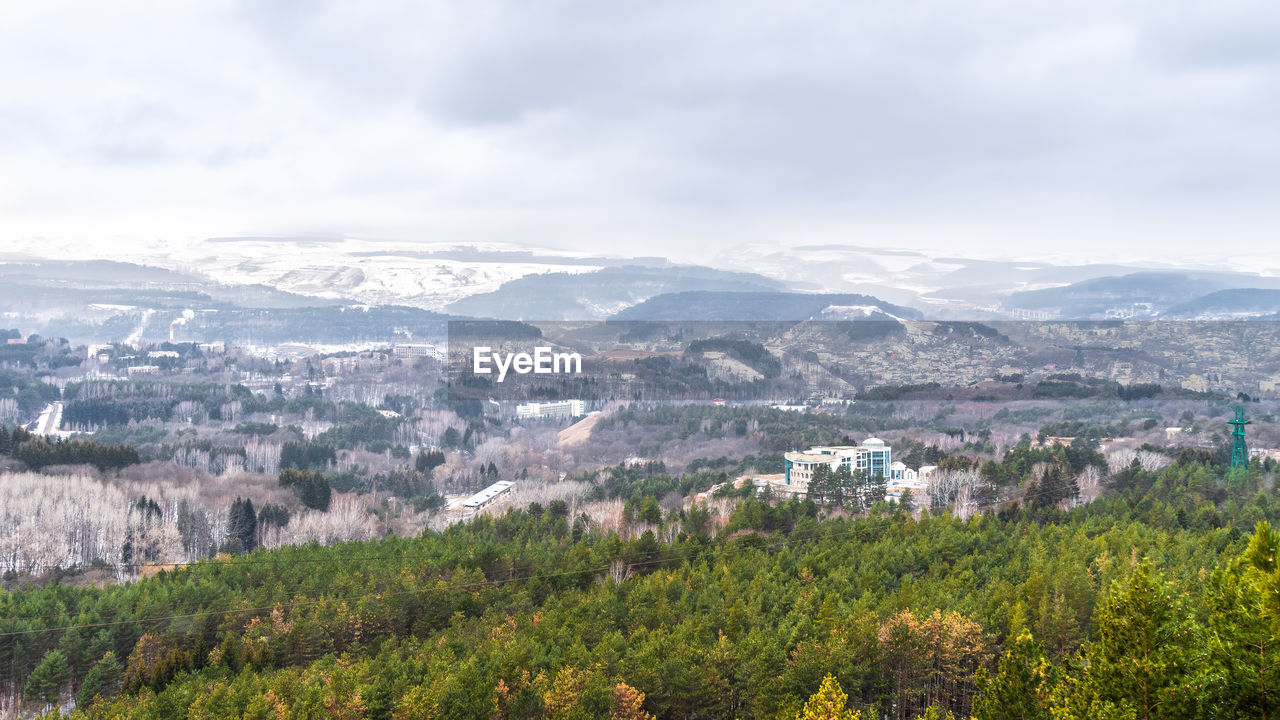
2;1;1278;264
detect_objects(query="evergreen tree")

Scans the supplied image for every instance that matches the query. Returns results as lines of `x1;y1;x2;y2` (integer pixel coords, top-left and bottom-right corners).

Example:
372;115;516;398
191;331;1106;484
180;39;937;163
1203;520;1280;717
1031;462;1078;510
415;449;445;473
225;497;258;553
972;631;1051;720
77;652;123;708
809;464;833;506
611;682;655;720
441;427;462;449
639;495;663;525
279;468;332;511
798;675;861;720
23;648;70;707
830;467;852;507
1053;563;1202;719
898;488;916;513
571;513;590;542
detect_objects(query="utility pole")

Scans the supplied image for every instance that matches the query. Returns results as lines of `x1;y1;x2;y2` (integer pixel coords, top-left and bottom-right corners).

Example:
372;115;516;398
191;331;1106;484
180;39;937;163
1228;405;1250;471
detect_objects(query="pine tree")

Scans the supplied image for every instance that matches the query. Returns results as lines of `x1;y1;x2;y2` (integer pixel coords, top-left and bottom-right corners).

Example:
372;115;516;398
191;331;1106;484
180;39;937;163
76;652;123;708
23;648;70;707
899;488;916;513
280;469;331;511
1053;563;1202;719
809;464;833;506
798;675;862;720
1032;462;1078;510
415;449;445;473
639;496;662;525
611;682;655;720
442;427;462;448
972;631;1052;720
1204;520;1280;717
225;497;258;553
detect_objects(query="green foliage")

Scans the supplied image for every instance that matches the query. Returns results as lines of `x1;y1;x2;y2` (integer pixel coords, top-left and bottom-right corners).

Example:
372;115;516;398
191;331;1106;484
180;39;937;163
797;675;862;719
279;440;336;471
858;382;942;401
0;369;60;415
2;456;1280;719
582;462;732;506
230;421;280;436
972;631;1051;720
76;652;122;708
415;449;446;473
313;401;404;449
598;404;903;453
807;467;885;511
23;649;70;706
257;503;291;531
10;437;141;472
225;497;258;554
279;469;332;511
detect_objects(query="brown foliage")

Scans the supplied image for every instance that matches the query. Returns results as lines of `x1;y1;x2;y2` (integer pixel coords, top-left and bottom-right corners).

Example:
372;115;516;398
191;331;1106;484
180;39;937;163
877;609;991;720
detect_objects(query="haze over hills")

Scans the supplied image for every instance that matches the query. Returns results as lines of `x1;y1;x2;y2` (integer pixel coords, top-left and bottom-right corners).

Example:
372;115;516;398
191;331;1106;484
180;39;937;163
4;238;1280;345
613;291;922;322
1002;272;1280;319
1162;288;1280;319
445;265;784;320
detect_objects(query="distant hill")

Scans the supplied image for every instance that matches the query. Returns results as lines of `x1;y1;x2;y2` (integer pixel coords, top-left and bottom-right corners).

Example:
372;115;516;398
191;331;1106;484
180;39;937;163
0;260;329;310
1162;288;1280;318
612;291;922;321
445;265;783;320
1001;272;1255;318
172;305;452;345
0;259;200;286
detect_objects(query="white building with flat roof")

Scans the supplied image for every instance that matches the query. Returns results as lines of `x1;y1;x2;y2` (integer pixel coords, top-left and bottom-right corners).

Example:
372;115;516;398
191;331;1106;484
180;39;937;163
463;480;514;509
393;343;444;361
516;399;585;421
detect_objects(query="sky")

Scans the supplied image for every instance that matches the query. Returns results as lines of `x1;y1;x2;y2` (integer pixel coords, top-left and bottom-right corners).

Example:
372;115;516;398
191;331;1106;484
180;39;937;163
1;1;1279;265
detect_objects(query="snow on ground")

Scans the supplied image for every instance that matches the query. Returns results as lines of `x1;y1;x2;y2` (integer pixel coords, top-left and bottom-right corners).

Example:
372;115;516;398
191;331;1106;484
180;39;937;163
167;239;602;310
8;236;604;310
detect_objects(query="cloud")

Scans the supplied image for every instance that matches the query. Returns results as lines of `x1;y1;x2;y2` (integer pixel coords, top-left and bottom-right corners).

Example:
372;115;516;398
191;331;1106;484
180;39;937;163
1;0;1279;262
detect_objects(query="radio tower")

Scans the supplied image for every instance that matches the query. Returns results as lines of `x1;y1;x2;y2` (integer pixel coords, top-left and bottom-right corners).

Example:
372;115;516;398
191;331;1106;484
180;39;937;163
1228;405;1250;471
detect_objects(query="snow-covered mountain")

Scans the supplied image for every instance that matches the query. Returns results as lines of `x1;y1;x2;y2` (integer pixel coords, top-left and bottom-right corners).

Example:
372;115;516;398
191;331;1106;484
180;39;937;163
6;235;1280;325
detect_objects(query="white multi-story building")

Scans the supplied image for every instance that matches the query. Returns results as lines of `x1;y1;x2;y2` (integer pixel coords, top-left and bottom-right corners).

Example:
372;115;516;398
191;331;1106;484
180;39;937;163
783;438;893;492
515;399;586;421
783;438;936;501
393;343;444;361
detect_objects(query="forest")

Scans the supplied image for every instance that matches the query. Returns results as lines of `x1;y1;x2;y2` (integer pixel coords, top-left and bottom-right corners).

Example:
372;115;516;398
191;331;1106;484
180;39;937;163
1;451;1278;719
3;325;1280;718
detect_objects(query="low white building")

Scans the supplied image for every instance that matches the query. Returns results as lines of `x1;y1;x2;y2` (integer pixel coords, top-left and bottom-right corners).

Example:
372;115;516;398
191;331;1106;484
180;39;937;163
462;480;515;509
516;399;585;421
885;462;933;501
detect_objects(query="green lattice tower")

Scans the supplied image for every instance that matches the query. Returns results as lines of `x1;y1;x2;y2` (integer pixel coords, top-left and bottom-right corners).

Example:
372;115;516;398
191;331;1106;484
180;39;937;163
1228;405;1250;471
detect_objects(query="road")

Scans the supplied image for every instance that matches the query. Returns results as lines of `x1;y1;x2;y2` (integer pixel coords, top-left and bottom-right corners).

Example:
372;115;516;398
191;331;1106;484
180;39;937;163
124;308;156;346
31;401;64;436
